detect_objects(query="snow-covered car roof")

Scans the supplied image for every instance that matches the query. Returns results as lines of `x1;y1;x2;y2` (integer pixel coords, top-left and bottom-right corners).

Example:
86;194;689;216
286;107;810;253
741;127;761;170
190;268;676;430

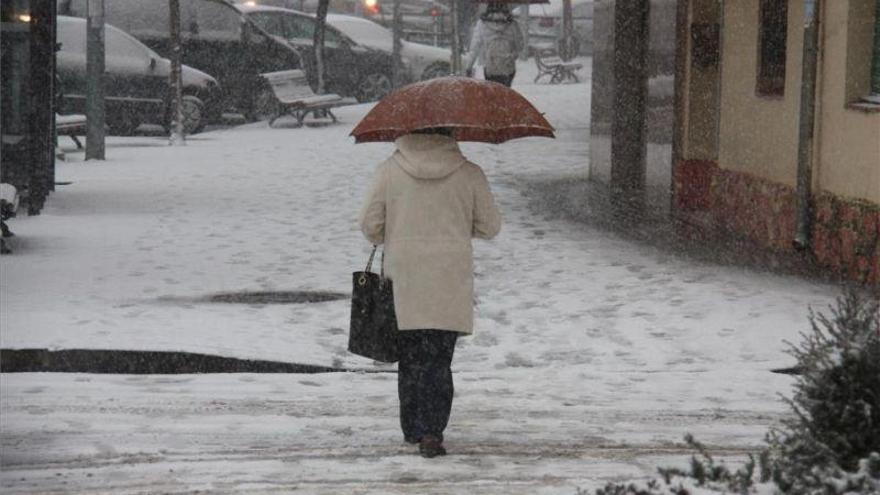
325;14;393;51
234;2;312;16
514;0;593;18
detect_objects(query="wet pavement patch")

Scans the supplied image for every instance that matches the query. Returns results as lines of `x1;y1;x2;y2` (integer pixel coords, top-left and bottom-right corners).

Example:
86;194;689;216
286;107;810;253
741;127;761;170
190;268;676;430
205;291;348;304
154;290;350;306
155;290;349;305
0;349;350;374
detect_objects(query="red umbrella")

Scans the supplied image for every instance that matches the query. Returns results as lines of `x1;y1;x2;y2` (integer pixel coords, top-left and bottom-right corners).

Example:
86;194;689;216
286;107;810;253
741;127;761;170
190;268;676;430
351;76;554;144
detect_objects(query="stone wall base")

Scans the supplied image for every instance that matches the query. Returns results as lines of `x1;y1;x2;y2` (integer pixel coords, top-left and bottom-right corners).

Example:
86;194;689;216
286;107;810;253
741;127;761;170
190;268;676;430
674;161;880;285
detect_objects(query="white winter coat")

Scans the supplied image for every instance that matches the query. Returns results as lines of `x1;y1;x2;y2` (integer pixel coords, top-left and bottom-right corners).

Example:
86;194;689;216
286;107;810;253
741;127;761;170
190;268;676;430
358;134;502;334
465;17;525;76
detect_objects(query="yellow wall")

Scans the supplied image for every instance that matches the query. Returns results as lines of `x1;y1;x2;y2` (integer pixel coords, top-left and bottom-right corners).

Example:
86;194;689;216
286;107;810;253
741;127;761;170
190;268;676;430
718;0;880;202
815;0;880;203
718;0;804;187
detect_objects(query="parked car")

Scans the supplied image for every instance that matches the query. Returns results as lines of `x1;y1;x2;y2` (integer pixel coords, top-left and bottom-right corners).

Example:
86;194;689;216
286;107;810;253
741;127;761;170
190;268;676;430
58;0;302;119
56;16;221;134
236;4;401;102
326;14;451;81
513;0;593;57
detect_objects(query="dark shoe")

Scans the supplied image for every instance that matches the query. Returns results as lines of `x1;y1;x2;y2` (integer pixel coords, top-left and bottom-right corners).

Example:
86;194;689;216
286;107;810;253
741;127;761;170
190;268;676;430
404;433;442;444
418;435;446;458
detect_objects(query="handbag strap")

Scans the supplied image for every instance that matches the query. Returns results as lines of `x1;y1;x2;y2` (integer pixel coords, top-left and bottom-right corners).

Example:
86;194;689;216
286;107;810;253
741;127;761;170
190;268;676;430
364;245;386;279
365;245;377;272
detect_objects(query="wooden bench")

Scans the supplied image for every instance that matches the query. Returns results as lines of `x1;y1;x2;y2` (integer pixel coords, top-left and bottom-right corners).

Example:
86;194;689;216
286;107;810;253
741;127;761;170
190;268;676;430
56;113;86;150
534;49;582;84
259;70;358;127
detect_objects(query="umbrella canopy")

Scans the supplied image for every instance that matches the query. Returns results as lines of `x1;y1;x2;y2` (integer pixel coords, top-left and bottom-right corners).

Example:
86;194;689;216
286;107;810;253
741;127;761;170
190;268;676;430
351;77;555;144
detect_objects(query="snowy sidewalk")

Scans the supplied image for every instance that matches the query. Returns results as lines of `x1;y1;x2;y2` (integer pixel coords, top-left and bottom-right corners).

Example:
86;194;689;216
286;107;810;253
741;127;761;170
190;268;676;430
1;58;839;493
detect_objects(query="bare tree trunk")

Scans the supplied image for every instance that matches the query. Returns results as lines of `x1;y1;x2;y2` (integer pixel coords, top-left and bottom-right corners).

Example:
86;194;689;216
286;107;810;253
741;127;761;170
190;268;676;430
313;0;329;94
391;0;403;86
519;3;530;61
168;0;185;145
561;0;574;60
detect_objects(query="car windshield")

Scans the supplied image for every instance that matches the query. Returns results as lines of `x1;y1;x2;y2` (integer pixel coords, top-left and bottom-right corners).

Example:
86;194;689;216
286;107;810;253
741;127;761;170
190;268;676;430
326;17;392;52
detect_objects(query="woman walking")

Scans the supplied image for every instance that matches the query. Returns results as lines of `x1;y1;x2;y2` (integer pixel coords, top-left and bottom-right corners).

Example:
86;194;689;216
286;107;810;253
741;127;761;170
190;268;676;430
465;2;525;87
358;128;502;458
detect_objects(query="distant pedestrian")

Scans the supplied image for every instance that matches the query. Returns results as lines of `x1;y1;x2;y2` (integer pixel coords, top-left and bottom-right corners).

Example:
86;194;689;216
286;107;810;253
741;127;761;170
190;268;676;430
465;2;524;87
359;127;502;458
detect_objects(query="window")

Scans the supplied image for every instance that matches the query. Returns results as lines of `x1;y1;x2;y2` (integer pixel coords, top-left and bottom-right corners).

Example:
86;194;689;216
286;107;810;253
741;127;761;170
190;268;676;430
756;0;787;96
846;0;880;107
187;0;241;42
104;25;151;62
249;12;287;38
283;14;315;40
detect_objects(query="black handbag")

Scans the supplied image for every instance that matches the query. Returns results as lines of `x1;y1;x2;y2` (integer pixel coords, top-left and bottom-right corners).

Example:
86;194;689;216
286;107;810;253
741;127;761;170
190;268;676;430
349;246;399;363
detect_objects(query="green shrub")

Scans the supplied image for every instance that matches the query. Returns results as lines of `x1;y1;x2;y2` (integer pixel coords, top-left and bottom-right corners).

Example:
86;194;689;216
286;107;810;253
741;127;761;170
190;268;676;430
766;289;880;493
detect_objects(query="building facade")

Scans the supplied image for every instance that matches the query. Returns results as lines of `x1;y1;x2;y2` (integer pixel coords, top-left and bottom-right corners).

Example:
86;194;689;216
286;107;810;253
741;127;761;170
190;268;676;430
675;0;879;284
592;0;880;284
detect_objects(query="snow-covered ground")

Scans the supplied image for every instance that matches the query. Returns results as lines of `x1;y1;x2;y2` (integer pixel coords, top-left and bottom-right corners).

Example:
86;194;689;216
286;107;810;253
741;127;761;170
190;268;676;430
1;58;839;493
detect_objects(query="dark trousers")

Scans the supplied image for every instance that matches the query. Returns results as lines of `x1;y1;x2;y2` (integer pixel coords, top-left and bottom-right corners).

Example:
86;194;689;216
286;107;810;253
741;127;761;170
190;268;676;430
398;329;458;442
484;70;515;87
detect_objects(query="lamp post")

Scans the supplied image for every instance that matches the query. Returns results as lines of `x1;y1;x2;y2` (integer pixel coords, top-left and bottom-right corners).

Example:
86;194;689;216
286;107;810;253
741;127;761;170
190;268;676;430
520;2;530;61
85;0;105;160
391;0;403;87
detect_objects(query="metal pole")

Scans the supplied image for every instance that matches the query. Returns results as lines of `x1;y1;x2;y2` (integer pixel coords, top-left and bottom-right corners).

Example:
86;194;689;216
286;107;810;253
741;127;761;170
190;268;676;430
168;0;185;145
85;0;105;160
794;0;820;249
451;0;461;74
392;0;403;86
520;2;530;61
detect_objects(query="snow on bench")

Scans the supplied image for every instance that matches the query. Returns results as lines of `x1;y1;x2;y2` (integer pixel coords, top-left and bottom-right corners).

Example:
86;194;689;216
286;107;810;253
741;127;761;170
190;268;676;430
259;70;358;127
56;113;86;150
534;49;582;84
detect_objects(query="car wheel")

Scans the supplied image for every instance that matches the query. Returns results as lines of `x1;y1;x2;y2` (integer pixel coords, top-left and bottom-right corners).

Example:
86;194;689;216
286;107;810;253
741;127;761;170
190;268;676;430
357;72;393;103
177;95;206;134
252;87;280;122
420;63;450;81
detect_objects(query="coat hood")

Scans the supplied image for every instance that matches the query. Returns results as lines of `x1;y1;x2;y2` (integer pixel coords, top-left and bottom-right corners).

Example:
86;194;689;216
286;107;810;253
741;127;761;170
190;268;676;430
393;134;467;179
483;19;513;33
